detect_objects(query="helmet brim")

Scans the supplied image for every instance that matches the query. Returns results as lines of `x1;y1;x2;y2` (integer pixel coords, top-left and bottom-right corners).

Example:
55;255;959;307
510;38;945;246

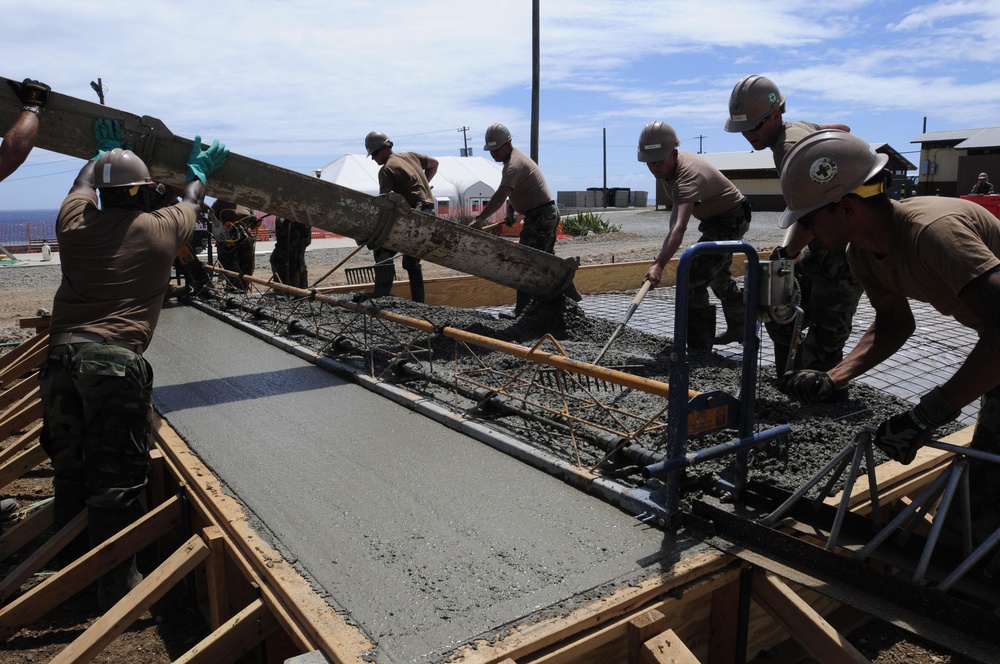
778;152;890;229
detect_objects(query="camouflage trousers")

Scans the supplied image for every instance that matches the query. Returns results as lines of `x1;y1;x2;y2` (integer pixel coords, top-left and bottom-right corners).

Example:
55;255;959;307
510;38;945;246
217;238;256;290
39;343;153;511
765;245;863;371
520;202;559;255
270;219;311;288
688;204;751;313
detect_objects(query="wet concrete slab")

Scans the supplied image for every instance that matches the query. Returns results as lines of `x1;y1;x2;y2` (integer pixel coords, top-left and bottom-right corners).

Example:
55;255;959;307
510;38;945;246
147;305;699;663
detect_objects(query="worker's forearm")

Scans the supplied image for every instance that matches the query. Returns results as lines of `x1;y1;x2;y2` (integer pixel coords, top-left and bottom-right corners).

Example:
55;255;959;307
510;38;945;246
827;322;907;387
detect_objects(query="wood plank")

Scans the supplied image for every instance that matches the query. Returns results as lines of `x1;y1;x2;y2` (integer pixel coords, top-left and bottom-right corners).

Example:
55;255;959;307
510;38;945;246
172;597;279;664
0;421;42;467
0;390;41;441
49;533;210;664
0;500;53;561
506;563;740;664
0;443;47;493
0;495;182;641
707;576;741;664
639;629;700;664
628;609;668;664
0;341;46;387
0;509;86;605
0;373;38;410
750;571;869;664
18;315;52;332
0;331;47;378
203;525;229;629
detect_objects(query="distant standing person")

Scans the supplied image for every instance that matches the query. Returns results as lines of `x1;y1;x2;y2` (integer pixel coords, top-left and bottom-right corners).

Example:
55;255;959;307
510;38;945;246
40;129;227;607
364;130;438;303
210;200;259;291
971;172;994;195
724;74;859;387
637;121;751;349
0;77;50;525
776;129;1000;541
270;216;312;288
472;123;581;316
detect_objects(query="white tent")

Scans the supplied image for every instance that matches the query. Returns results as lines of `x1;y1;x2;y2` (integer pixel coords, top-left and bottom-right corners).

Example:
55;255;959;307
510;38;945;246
315;154;502;219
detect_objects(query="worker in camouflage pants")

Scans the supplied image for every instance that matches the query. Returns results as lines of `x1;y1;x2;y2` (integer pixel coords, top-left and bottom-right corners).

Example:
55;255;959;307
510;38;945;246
723;75;860;384
636;121;751;349
473;123;582;316
270;216;312;288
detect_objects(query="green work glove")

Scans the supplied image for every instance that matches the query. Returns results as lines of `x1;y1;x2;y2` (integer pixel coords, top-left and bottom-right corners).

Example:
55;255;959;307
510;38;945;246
92;118;126;160
186;135;229;184
8;78;50;108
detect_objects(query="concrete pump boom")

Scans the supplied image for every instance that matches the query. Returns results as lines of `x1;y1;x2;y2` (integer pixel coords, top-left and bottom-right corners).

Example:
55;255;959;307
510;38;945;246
0;76;578;299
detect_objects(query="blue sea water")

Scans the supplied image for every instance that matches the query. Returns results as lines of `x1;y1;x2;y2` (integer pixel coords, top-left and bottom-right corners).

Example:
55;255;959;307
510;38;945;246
0;209;59;246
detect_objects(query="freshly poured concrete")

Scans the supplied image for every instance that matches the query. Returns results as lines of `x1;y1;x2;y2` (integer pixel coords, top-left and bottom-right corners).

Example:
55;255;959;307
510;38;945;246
147;305;693;663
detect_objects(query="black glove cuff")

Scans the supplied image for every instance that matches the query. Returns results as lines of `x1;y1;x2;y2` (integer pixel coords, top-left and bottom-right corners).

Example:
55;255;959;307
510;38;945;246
914;387;960;429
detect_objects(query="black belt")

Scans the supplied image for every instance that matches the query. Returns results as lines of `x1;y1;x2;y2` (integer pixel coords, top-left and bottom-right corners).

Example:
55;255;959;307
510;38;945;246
522;200;555;216
49;332;144;354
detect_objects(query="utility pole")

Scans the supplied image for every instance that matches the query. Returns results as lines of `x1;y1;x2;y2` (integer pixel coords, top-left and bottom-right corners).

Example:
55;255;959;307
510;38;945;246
696;135;705;154
530;0;540;163
603;128;607;208
90;78;105;105
458;126;471;156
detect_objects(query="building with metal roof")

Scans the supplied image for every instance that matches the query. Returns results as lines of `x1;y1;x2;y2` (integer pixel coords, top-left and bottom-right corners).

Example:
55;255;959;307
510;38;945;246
667;143;916;211
911;127;1000;196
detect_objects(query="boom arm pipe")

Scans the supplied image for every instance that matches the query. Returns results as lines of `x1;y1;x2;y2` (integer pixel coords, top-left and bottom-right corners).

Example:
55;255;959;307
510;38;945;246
0;76;577;299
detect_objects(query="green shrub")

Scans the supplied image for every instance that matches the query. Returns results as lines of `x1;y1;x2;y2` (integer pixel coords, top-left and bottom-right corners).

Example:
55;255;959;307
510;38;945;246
560;211;621;237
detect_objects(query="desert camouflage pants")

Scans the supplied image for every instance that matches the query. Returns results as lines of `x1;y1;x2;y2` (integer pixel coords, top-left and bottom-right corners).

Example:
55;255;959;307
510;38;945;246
39;343;153;511
520;203;560;255
766;244;864;371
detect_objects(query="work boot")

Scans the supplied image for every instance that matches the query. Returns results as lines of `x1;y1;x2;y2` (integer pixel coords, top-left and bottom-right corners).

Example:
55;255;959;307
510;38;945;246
89;504;146;610
1;497;16;519
513;290;533;318
688;306;717;351
407;271;426;303
714;295;745;345
97;557;143;611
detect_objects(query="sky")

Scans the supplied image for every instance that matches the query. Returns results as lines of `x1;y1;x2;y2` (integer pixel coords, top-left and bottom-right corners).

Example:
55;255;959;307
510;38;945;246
1;0;999;211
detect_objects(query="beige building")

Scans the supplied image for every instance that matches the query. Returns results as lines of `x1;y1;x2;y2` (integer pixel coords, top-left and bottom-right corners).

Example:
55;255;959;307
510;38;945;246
911;127;1000;197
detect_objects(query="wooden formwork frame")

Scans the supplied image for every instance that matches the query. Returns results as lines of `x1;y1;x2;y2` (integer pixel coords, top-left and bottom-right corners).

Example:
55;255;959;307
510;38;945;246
0;321;979;664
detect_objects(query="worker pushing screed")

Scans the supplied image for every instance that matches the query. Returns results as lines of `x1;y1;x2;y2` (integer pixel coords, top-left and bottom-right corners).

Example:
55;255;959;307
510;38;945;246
776;129;1000;544
472;123;582;317
725;75;860;391
363;130;438;303
637;121;752;350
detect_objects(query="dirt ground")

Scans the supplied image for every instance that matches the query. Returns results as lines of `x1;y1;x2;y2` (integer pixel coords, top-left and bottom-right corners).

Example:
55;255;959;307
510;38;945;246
0;225;971;662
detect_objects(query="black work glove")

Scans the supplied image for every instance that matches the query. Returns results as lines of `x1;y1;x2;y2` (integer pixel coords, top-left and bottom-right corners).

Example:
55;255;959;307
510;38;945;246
769;246;799;261
8;78;50;108
777;369;835;403
875;387;959;465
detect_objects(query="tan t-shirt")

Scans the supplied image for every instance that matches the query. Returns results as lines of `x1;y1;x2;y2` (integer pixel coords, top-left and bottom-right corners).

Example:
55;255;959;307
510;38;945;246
378;152;433;208
51;193;195;349
500;147;553;213
770;121;824;172
848;197;1000;333
661;151;744;220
